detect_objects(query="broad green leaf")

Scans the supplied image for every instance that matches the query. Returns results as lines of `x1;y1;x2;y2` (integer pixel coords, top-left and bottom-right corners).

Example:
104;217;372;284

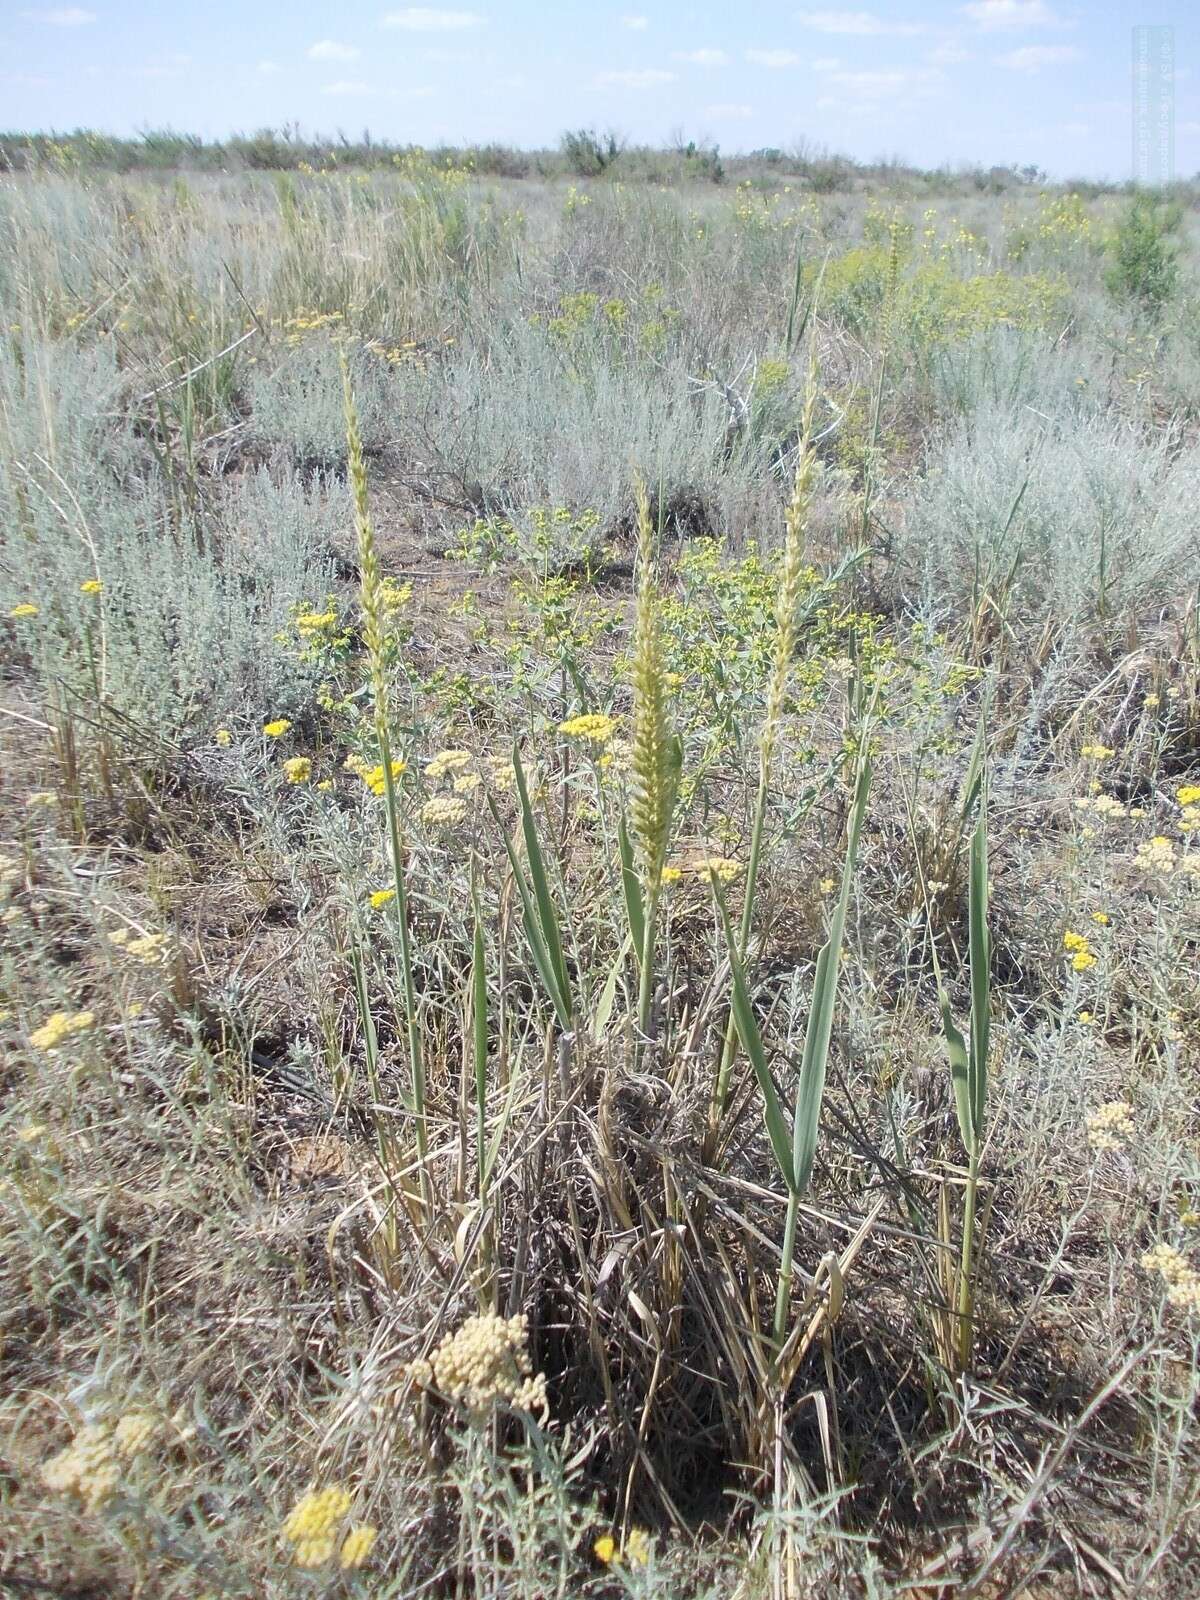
617;807;645;963
792;752;872;1194
712;879;795;1189
513;747;571;1013
594;931;633;1041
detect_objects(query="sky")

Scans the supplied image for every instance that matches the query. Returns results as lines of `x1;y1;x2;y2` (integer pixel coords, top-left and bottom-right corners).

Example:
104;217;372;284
2;1;1198;180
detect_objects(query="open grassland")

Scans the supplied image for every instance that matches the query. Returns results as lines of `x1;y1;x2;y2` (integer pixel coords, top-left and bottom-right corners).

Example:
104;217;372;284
1;154;1198;1598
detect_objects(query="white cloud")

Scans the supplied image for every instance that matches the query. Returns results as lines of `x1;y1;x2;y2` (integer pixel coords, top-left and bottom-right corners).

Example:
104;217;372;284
825;65;942;98
308;40;361;61
257;60;282;75
746;48;802;67
381;8;483;29
705;102;753;118
929;41;971;64
594;67;676;88
997;44;1080;70
621;14;649;28
321;79;376;95
796;10;927;35
20;7;95;22
674;48;728;66
962;1;1066;30
1059;120;1089;137
812;55;840;70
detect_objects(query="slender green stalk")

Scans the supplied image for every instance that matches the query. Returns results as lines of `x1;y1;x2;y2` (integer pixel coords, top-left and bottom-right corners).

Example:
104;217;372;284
931;733;991;1372
343;359;429;1208
857;217;902;550
470;867;488;1201
628;478;680;1043
491;748;573;1030
710;341;821;1133
774;1189;803;1345
957;1143;982;1371
712;727;873;1351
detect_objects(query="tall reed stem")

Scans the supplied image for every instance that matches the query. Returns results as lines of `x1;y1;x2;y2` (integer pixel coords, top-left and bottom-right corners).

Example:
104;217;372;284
344;359;429;1210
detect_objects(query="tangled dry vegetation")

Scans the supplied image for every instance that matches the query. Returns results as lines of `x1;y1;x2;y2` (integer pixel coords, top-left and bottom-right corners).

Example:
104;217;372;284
0;156;1198;1599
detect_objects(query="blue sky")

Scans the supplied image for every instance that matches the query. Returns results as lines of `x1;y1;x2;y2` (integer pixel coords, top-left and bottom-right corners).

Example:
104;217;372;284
2;2;1197;178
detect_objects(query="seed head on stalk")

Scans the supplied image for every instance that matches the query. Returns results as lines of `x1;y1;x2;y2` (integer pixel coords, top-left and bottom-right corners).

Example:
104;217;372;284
628;478;679;893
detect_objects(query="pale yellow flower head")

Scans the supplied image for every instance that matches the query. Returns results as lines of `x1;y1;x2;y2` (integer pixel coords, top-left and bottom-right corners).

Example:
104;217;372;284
339;1525;378;1569
30;1010;95;1052
425;748;473;780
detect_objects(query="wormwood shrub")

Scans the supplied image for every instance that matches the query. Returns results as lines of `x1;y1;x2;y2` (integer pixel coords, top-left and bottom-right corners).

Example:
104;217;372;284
897;403;1200;632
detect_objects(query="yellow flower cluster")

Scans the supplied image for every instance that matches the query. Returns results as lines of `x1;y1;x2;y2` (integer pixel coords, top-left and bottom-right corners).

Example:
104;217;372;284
30;1009;95;1052
294;609;337;635
1141;1243;1200;1316
407;1312;549;1417
214;727;233;747
1062;931;1096;972
109;928;168;965
1074;794;1127;820
339;1524;379;1569
9;602;38;618
1080;743;1114;760
369;887;396;910
558;713;619;744
41;1411;159;1512
80;578;103;595
421;796;467;828
263;718;292;738
1085;1100;1133;1152
1135;835;1176;874
281;1485;376;1569
594;1527;652;1567
283;756;312;785
355;757;406;796
696;857;743;883
424;748;473;780
1178;785;1200;807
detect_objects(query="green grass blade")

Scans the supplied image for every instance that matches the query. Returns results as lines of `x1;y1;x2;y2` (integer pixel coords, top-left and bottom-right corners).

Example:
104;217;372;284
791;751;872;1194
712;878;795;1188
488;790;572;1030
967;786;990;1143
938;977;974;1154
617;805;645;964
785;242;806;351
513;746;571;1014
594;931;633;1041
470;876;489;1194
